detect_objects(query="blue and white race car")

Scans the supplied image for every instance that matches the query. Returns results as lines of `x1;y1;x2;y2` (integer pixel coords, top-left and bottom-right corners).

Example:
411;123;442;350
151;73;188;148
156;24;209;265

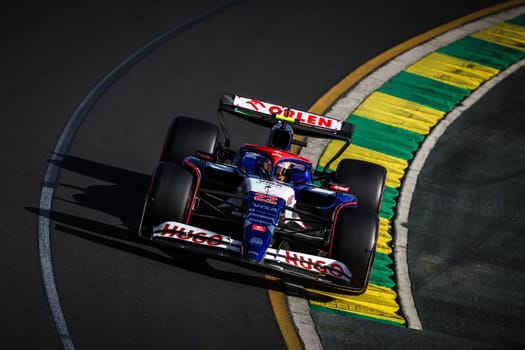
139;93;386;294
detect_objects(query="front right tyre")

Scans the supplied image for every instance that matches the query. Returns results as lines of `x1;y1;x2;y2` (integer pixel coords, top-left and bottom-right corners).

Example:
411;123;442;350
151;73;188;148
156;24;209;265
333;159;386;213
329;206;378;293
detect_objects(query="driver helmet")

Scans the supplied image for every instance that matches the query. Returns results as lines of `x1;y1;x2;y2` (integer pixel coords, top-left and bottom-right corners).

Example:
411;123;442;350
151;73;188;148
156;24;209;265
274;161;292;182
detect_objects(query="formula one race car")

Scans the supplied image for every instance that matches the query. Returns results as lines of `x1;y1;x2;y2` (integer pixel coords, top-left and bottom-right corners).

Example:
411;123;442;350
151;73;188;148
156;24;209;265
139;93;386;294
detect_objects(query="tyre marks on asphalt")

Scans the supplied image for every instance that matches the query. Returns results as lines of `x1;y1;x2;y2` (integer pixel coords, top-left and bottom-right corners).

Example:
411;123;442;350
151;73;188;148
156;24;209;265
304;8;525;328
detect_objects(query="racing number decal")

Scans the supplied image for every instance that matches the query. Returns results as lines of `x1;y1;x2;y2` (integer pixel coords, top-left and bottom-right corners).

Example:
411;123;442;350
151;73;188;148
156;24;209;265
254;193;278;205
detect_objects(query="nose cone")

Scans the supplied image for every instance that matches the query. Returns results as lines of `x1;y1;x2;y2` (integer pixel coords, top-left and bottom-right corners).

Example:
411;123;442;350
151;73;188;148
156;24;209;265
242;224;274;262
242;190;286;263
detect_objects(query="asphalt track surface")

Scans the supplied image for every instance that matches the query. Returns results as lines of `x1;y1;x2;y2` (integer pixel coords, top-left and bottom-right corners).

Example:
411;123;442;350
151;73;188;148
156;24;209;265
311;65;525;349
1;1;522;349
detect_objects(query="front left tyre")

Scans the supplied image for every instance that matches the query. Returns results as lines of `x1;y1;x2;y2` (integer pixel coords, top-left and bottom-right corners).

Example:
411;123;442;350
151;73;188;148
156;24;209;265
139;161;195;238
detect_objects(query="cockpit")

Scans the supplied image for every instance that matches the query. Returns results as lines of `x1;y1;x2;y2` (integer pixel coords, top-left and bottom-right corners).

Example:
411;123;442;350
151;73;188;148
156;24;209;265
237;147;312;185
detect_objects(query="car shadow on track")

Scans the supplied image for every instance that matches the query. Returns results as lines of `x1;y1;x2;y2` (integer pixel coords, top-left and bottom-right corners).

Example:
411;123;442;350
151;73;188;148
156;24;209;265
27;153;286;294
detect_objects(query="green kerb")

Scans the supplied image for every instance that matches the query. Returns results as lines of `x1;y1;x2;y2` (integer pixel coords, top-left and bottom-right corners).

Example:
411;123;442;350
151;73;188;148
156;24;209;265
437;36;525;70
377;71;471;112
309;304;406;327
507;13;525;26
348;115;425;160
380;185;398;219
371;252;395;288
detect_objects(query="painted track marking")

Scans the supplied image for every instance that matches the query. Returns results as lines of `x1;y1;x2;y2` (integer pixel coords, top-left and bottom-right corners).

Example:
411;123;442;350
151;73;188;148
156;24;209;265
37;2;242;349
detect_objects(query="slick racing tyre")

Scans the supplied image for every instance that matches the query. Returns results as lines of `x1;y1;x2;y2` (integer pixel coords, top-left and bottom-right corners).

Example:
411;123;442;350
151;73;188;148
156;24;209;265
148;161;195;226
329;206;378;293
333;159;386;213
160;116;219;164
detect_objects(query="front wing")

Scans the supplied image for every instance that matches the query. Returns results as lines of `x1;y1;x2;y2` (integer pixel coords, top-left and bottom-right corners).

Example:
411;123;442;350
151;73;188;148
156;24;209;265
150;221;355;291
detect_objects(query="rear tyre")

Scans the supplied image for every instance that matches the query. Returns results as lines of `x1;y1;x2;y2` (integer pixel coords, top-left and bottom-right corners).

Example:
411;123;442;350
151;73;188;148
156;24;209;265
148;161;194;227
330;206;378;293
161;116;219;164
334;159;386;213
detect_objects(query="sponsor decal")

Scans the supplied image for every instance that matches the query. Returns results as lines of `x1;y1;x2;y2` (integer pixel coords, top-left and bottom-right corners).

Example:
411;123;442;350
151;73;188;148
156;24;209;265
155;222;229;249
251;202;278;212
251;224;266;232
276;250;350;282
328;183;350;193
249;236;264;246
254;193;278;205
254;179;280;187
233;95;342;131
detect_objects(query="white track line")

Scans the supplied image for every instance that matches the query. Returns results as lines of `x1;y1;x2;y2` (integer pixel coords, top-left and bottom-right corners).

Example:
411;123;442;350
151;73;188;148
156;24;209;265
296;5;525;334
396;57;525;330
286;283;325;350
37;3;241;349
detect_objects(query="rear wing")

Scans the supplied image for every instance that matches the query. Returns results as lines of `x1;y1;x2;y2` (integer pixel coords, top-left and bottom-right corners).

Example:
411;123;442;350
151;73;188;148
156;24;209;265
218;93;354;142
